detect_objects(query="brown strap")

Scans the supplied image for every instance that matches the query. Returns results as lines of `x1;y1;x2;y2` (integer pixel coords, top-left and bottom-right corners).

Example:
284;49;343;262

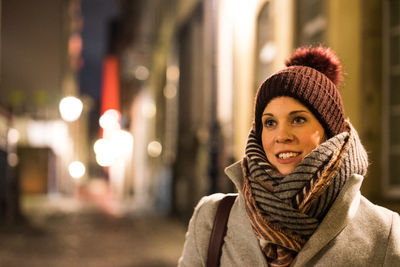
206;195;237;267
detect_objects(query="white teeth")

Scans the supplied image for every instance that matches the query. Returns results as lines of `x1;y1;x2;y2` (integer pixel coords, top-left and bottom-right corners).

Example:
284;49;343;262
278;152;299;159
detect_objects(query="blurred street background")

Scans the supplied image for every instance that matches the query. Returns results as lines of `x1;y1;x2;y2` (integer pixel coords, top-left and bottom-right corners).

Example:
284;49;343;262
1;0;400;266
0;193;186;266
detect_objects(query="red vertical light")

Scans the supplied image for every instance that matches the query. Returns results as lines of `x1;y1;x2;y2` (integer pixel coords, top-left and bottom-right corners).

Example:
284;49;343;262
101;55;120;115
100;55;120;138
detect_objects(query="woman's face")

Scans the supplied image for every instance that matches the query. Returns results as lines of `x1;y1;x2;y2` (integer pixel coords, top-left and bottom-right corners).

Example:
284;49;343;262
261;96;326;175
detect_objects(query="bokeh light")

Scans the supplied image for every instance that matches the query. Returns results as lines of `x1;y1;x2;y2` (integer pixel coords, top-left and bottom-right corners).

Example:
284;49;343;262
163;84;177;99
96;152;114;167
59;96;83;122
94;138;111;155
7;153;19;167
99;109;121;131
68;161;86;179
142;98;156;118
109;130;134;155
147;141;162;157
135;65;150;81
93;130;134;167
7;128;20;145
166;65;179;81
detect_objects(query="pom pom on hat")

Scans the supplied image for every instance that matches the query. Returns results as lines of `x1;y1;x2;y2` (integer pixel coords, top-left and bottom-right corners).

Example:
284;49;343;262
285;46;343;86
253;46;347;139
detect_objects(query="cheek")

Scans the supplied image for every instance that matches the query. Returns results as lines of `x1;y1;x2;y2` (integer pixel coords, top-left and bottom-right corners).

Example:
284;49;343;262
312;129;325;144
261;132;274;157
302;130;325;148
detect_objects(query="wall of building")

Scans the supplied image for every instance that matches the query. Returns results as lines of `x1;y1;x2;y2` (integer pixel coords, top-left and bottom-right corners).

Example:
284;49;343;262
116;0;400;217
1;0;67;117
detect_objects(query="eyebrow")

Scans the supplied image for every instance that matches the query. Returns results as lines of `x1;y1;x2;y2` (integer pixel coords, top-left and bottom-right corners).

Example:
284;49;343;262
262;110;308;117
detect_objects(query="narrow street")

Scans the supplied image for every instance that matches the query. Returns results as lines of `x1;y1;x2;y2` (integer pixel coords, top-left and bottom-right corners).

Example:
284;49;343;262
0;195;187;267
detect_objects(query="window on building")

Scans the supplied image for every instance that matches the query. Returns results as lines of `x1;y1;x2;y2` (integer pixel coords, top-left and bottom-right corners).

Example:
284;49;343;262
256;2;274;86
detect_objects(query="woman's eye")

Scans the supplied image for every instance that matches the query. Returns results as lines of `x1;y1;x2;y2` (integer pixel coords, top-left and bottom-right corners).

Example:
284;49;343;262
293;116;306;124
264;119;276;128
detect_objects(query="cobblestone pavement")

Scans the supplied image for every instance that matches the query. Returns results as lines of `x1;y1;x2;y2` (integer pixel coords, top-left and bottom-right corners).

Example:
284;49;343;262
0;195;187;267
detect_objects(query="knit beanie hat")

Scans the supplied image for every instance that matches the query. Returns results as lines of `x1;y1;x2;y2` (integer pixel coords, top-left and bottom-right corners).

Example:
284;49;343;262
254;46;347;139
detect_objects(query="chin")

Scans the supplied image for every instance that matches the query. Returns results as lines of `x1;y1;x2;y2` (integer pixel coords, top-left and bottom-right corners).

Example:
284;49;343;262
277;167;295;176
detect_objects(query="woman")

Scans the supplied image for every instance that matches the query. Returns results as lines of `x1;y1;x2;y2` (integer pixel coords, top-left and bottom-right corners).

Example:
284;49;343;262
178;46;400;266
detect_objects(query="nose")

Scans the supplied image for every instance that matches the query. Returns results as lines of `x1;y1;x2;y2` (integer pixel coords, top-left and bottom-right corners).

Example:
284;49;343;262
275;125;294;143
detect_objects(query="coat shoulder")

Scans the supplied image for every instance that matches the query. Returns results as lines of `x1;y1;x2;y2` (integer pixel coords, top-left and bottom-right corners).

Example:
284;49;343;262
196;193;231;216
195;193;237;217
351;196;396;243
300;195;400;266
359;196;400;265
358;196;398;226
345;196;400;265
178;193;238;267
192;193;239;235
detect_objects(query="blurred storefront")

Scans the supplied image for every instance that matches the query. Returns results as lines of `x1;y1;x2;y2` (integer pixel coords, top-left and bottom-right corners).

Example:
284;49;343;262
0;0;89;218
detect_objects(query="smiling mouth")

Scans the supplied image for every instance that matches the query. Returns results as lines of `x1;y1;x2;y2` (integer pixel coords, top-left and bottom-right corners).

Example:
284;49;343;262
277;152;301;160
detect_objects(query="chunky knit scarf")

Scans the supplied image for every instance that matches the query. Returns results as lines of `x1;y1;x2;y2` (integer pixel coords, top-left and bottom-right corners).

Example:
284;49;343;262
242;122;368;267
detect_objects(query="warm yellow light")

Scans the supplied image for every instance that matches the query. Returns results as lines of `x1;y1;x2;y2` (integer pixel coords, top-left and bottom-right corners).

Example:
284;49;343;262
96;153;114;167
59;96;83;122
166;65;179;81
163;84;177;99
110;130;134;155
93;131;133;167
68;161;85;179
142;99;156;118
259;41;277;64
7;128;19;145
7;153;18;167
147;141;162;157
135;65;150;81
99;109;120;131
94;138;115;167
93;138;111;155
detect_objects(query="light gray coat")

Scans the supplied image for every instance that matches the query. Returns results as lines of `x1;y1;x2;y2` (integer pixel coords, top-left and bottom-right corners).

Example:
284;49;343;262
178;161;400;266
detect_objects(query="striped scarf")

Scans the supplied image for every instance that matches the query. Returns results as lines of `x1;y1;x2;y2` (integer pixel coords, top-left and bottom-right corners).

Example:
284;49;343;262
242;121;368;267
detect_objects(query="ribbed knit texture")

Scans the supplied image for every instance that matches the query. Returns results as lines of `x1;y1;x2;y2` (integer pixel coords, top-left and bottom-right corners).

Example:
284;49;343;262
254;65;346;139
242;121;368;267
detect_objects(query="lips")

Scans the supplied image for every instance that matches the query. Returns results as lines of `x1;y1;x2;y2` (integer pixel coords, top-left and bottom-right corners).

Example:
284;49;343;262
277;152;301;160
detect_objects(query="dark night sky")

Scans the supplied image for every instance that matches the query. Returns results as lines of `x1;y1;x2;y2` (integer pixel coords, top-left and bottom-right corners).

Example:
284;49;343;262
79;0;119;143
79;0;119;102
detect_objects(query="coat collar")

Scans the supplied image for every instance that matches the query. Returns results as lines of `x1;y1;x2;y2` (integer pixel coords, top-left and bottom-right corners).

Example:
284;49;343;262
224;160;363;266
224;160;244;192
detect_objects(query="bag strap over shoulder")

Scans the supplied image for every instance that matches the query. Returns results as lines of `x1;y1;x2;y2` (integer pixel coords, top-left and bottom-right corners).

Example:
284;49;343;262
206;195;237;267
